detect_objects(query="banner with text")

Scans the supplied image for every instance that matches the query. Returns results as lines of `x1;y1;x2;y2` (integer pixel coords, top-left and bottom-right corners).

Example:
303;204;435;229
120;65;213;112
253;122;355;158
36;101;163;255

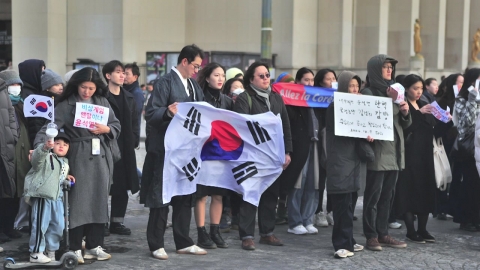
73;103;110;129
271;83;335;108
334;92;394;141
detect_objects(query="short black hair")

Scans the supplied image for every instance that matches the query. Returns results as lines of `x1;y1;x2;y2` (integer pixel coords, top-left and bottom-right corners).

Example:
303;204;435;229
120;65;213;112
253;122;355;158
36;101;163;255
102;60;124;82
125;62;140;77
140;84;145;88
243;62;269;89
295;67;314;83
177;44;204;65
425;78;437;86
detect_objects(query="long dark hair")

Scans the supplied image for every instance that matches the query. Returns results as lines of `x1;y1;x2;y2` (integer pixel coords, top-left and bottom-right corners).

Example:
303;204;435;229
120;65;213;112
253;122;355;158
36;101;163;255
314;68;336;87
196;62;225;91
437;73;462;110
295;67;314;83
58;67;107;103
402;74;425;101
458;68;480;100
243;62;270;89
223;78;244;96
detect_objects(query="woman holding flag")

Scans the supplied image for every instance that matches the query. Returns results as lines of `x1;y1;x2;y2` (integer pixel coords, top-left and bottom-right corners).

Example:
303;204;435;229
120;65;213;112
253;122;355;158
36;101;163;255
34;67;120;264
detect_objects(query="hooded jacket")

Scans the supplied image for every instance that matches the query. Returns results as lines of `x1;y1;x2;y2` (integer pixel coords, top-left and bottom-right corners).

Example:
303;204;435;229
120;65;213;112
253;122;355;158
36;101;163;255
361;54;412;171
326;71;366;195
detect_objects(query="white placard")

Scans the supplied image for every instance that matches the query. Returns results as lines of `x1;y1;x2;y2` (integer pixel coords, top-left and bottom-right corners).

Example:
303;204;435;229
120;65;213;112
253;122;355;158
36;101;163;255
334;92;394;141
74;103;110;129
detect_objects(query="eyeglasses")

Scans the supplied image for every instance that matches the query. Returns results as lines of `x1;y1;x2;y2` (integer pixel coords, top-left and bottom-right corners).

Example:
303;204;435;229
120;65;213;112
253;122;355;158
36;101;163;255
382;65;393;70
257;73;271;80
190;63;202;71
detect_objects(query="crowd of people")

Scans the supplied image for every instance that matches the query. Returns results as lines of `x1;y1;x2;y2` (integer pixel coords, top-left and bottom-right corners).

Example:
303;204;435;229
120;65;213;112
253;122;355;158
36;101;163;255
0;43;478;264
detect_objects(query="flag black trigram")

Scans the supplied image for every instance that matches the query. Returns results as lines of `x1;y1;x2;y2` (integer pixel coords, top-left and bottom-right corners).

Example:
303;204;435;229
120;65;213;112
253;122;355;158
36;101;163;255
47;100;53;107
182;158;200;181
232;162;258;185
30;98;36;105
183;107;201;136
48;112;53;118
30;110;37;115
246;121;271;145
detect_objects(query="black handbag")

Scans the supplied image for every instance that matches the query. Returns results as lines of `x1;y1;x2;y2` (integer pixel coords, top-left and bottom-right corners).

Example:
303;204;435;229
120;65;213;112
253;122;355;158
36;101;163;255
450;131;475;160
356;140;375;162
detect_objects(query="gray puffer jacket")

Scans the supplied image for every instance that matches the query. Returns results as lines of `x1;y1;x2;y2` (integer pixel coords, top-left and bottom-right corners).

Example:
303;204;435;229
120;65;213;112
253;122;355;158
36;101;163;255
0;78;18;198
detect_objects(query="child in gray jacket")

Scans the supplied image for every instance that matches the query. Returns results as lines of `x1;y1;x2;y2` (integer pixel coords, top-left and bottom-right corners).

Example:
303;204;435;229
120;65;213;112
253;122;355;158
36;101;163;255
23;131;75;263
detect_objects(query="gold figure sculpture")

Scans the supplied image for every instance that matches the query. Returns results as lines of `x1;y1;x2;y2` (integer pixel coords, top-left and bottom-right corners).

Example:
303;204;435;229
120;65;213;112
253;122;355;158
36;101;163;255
472;28;480;62
414;19;422;57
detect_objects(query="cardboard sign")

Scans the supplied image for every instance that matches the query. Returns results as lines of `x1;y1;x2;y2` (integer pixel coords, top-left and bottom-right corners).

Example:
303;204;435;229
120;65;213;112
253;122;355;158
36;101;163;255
73;103;109;129
334;92;394;141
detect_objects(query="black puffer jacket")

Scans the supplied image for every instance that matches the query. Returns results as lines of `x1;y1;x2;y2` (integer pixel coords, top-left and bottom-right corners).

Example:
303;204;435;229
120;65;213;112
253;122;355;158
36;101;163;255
0;79;19;198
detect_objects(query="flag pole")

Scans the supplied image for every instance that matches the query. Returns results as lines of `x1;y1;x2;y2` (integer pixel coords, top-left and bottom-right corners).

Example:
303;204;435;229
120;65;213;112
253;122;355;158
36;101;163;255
51;96;54;123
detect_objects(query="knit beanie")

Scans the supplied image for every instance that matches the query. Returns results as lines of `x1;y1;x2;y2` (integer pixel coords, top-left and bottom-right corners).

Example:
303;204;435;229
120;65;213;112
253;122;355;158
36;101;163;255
226;67;244;81
64;69;79;83
0;70;23;86
275;72;294;83
41;69;63;91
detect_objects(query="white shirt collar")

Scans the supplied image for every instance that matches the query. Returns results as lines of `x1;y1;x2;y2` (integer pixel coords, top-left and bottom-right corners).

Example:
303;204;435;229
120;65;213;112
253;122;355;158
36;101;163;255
171;66;193;98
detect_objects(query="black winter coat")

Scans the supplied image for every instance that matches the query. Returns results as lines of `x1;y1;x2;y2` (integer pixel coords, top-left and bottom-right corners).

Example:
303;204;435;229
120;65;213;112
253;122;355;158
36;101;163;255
233;87;293;153
106;88;140;195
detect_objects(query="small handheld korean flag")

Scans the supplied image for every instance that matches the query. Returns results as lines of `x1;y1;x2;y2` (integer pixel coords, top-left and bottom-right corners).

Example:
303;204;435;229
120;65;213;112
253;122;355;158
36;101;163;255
24;95;54;120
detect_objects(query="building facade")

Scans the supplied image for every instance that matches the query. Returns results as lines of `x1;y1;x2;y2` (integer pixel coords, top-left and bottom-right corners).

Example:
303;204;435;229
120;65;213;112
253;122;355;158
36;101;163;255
0;0;478;82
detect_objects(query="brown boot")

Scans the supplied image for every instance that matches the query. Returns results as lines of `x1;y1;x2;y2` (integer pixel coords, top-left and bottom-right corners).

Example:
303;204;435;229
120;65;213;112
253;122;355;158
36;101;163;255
378;235;407;248
259;234;283;246
241;238;255;250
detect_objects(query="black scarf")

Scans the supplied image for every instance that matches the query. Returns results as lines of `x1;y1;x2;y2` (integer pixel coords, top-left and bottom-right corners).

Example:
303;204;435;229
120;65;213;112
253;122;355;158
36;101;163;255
123;81;139;94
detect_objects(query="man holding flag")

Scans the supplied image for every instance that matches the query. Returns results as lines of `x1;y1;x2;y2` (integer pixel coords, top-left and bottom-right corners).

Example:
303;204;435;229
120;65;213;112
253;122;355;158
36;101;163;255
140;44;207;260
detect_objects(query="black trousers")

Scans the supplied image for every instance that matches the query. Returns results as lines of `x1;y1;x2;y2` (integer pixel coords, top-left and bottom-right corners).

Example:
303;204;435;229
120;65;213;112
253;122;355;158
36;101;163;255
146;195;194;251
363;170;398;239
69;223;104;251
0;197;20;231
230;191;242;217
238;181;278;239
111;191;129;223
316;167;332;214
331;192;357;251
454;160;480;224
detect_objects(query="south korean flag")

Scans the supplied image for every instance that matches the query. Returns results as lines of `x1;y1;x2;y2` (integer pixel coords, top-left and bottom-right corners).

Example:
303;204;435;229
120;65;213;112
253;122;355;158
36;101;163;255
163;102;285;206
24;95;54;120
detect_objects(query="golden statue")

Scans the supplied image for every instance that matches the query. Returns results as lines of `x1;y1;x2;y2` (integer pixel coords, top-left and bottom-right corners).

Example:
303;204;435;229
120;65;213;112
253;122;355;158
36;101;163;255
414;19;422;56
471;28;480;62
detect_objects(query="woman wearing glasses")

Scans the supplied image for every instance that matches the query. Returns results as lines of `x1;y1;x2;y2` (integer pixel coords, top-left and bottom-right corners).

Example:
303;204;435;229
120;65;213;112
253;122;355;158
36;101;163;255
233;62;292;251
194;62;232;249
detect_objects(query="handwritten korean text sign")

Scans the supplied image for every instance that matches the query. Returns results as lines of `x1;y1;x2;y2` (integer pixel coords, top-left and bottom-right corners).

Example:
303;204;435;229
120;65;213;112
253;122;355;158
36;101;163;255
334;92;394;141
74;103;110;129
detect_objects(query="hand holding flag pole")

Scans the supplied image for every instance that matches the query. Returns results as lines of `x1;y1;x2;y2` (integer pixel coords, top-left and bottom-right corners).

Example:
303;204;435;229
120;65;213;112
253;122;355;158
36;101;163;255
45;97;57;144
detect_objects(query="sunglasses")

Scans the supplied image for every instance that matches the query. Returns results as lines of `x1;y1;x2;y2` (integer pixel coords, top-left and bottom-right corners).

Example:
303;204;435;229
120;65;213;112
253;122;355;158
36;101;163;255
257;73;271;80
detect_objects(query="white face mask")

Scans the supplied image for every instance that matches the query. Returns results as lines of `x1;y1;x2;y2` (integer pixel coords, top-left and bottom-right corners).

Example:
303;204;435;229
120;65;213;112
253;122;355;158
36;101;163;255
8;85;21;96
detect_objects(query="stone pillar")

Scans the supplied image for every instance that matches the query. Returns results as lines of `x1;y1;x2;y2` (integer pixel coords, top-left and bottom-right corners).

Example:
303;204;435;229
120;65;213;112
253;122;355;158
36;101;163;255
444;0;470;70
468;0;480;68
353;0;389;68
12;0;67;74
291;0;318;70
317;0;353;69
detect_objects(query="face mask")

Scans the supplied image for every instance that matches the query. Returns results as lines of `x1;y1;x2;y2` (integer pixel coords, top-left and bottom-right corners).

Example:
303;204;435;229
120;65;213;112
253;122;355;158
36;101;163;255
8;85;21;96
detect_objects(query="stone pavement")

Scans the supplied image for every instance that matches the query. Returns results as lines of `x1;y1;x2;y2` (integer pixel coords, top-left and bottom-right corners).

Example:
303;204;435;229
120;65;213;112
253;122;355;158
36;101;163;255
2;139;480;269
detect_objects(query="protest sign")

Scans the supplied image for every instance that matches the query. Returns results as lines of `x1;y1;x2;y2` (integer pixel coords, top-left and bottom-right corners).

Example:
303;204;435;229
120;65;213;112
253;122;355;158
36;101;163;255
73;103;110;129
271;82;335;108
390;83;405;104
430;101;451;123
334;92;394;141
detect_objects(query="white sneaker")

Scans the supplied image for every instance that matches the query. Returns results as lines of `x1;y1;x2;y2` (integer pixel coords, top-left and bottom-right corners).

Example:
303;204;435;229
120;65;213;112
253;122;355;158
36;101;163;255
166;220;173;228
82;240;86;250
0;246;3;253
84;246;111;261
287;225;308;235
45;250;56;261
389;222;402;229
30;252;51;263
334;249;354;258
74;250;84;264
326;212;334;225
353;244;364;252
152;248;168;260
305;224;318;234
315;212;328;227
176;245;207;255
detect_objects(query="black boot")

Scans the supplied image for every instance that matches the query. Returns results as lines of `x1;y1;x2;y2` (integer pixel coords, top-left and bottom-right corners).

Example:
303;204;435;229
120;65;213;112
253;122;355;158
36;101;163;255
197;226;216;249
210;224;228;248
